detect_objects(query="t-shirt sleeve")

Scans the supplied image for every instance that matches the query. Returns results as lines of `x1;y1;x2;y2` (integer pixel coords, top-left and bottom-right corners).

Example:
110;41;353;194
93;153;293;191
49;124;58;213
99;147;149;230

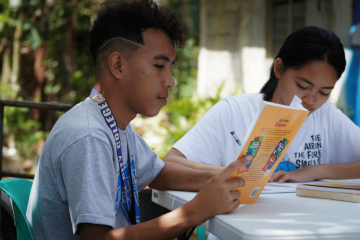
132;131;165;190
327;105;360;163
173;99;232;166
57;136;118;234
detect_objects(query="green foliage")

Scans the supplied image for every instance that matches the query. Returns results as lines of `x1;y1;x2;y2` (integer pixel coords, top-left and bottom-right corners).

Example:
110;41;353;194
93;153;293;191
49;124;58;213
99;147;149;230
171;39;199;99
0;0;202;169
156;84;223;158
166;0;200;42
0;0;98;166
3;106;48;160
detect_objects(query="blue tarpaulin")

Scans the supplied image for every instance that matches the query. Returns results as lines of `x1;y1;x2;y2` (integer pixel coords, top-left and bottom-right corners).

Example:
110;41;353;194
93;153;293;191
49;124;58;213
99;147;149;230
345;0;360;125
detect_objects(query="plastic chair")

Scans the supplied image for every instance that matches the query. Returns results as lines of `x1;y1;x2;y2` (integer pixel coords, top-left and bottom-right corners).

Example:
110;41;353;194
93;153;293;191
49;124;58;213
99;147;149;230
0;178;34;240
196;226;206;240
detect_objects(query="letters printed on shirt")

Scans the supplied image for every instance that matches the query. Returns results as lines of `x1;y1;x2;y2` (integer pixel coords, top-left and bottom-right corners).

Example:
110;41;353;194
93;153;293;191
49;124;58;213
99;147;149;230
291;134;322;168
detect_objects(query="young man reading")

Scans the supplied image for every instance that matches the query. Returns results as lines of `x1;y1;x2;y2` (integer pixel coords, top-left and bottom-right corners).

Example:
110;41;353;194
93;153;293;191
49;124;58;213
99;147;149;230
26;1;250;239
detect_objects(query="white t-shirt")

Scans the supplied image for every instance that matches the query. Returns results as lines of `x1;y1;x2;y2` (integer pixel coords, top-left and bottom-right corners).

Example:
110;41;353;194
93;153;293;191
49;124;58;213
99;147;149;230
173;93;360;169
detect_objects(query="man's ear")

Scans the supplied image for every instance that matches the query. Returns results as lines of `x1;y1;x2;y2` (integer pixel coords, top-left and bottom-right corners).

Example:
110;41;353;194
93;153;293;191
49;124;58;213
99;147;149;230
273;58;284;78
108;52;125;80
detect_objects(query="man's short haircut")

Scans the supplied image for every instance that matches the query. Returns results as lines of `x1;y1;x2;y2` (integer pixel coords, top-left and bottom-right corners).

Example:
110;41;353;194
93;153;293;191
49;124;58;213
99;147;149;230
90;0;188;70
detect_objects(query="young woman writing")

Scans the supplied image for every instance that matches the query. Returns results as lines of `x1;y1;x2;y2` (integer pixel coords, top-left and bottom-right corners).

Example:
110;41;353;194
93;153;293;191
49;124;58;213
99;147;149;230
163;26;360;184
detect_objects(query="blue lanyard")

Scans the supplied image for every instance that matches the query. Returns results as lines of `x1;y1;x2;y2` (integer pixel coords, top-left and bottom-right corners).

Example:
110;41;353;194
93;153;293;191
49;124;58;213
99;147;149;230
90;88;140;224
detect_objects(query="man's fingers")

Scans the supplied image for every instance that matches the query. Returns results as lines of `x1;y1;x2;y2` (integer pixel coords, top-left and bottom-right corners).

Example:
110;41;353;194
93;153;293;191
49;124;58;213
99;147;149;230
231;199;240;211
230;189;241;200
227;177;246;190
218;155;252;181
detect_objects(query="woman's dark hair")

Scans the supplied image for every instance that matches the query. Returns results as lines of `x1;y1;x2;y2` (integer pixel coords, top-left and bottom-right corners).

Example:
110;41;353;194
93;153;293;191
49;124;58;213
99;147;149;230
90;0;188;65
260;26;346;101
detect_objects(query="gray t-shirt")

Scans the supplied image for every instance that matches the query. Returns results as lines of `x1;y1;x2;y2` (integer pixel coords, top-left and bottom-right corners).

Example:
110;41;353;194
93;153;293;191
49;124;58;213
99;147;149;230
26;98;164;240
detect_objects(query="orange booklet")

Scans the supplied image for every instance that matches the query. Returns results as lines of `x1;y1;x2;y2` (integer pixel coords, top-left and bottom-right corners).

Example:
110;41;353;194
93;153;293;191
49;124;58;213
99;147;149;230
229;96;309;204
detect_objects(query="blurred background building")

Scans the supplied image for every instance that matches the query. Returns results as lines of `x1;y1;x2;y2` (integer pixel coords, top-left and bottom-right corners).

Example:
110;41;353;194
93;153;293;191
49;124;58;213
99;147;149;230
197;0;352;101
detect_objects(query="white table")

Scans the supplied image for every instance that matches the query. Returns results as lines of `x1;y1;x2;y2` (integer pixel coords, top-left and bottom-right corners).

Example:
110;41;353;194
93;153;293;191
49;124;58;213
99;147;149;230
152;190;360;240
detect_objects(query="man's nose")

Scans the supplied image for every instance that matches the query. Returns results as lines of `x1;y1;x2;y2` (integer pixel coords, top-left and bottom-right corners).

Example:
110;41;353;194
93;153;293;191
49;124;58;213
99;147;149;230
164;69;175;88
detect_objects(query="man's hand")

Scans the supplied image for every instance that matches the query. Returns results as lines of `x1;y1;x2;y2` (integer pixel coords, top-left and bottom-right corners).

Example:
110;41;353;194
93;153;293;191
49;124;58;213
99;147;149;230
79;156;251;240
186;155;251;225
269;167;318;183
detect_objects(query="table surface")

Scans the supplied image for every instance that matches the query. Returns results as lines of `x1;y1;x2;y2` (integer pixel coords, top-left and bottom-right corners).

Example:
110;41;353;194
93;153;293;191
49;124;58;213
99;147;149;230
152;190;360;240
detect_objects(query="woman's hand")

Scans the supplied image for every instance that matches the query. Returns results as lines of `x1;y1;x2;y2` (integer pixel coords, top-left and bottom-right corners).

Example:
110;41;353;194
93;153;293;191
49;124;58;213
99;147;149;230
269;166;318;183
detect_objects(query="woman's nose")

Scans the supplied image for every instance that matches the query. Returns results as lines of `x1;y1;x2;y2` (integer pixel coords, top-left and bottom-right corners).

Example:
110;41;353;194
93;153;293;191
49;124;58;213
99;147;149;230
303;93;316;105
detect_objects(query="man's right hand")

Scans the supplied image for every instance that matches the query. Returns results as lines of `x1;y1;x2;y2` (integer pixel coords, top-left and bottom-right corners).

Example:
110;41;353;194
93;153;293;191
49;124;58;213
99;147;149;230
79;156;251;240
187;155;251;225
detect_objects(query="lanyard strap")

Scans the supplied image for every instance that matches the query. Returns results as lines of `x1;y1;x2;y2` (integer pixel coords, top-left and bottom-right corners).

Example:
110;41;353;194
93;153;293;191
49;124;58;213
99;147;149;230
90;88;140;224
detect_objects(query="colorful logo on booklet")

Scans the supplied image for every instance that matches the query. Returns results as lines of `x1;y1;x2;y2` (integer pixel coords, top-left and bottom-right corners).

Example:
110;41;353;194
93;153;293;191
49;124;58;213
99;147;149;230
262;138;289;176
237;136;264;174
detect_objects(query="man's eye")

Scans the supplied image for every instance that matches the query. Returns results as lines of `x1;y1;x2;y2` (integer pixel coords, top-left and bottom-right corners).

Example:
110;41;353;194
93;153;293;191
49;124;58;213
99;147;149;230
296;83;307;90
155;64;164;69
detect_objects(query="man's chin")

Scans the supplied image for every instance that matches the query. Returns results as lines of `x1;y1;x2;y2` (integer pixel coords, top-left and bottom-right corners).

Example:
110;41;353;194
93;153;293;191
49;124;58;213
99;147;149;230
139;109;161;118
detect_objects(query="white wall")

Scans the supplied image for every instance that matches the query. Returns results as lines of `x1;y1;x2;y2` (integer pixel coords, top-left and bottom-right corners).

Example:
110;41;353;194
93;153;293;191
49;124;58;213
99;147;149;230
198;0;270;98
197;0;242;97
197;48;240;97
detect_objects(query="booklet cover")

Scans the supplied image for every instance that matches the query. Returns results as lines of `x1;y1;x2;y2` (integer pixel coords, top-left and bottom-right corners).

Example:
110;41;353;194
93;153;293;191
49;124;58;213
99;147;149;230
296;182;360;203
229;95;309;204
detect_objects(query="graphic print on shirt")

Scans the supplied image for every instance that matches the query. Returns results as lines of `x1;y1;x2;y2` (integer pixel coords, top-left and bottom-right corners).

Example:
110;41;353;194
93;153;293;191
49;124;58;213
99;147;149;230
130;154;140;224
294;134;322;168
124;160;132;206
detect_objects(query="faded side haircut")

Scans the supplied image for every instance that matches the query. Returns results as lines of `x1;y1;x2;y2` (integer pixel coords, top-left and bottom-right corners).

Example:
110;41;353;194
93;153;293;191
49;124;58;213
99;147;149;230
95;37;142;72
90;0;188;74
